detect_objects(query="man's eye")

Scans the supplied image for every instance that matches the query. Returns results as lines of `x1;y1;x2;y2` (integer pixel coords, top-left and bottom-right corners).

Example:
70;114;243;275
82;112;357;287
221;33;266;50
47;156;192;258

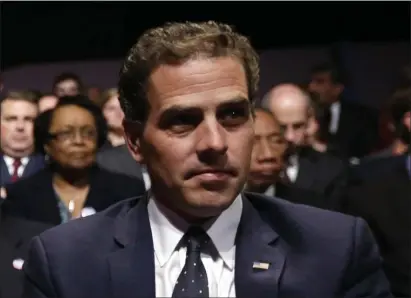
219;107;248;126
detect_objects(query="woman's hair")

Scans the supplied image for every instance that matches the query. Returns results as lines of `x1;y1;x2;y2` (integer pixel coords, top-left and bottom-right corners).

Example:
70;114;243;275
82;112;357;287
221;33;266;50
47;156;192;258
94;88;118;109
34;95;108;154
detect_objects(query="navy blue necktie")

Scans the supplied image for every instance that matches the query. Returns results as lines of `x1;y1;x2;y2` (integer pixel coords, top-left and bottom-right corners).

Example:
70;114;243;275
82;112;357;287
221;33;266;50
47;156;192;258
172;226;210;298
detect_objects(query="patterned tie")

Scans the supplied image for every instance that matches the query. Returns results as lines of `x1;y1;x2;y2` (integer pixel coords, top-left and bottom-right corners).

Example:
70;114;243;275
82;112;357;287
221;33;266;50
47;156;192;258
11;158;21;182
172;226;210;298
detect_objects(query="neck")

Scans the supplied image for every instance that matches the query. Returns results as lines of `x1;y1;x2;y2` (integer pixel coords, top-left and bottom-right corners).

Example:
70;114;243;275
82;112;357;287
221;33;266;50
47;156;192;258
53;167;92;189
4;147;33;159
107;131;125;147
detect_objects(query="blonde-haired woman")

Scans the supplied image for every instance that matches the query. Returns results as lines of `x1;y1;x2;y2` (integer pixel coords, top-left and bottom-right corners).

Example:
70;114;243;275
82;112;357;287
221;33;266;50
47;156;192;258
96;88;125;148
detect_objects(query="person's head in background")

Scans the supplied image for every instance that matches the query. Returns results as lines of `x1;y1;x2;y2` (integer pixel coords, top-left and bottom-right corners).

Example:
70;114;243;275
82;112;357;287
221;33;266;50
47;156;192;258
95;88;125;147
35;95;107;177
261;83;312;156
308;62;345;105
305;92;332;153
0;91;39;158
246;108;287;193
119;21;259;220
387;88;411;155
52;72;84;98
87;86;101;104
38;93;59;113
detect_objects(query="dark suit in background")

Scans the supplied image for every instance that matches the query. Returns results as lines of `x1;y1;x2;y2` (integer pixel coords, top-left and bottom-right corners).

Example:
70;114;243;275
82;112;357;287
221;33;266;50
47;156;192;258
22;193;392;298
0;203;52;298
3;166;146;225
0;153;45;187
341;155;411;297
328;100;378;159
97;144;144;180
292;147;348;209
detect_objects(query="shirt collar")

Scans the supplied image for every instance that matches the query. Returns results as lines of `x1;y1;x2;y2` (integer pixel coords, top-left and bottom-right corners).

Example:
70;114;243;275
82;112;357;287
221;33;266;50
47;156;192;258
148;194;243;271
3;155;30;167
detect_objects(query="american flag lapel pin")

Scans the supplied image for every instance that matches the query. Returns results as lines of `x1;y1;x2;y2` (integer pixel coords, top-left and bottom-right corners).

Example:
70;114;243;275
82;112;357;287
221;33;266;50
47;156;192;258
252;261;270;270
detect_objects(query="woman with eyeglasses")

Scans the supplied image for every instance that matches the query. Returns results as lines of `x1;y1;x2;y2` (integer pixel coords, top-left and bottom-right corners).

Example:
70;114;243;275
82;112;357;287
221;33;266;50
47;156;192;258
3;95;146;225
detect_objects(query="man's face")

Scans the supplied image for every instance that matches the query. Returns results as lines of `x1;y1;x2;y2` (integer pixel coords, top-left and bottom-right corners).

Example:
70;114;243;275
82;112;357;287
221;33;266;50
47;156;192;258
38;95;58;113
248;110;286;189
269;100;309;153
54;79;80;97
0;99;38;157
125;57;254;219
308;71;342;104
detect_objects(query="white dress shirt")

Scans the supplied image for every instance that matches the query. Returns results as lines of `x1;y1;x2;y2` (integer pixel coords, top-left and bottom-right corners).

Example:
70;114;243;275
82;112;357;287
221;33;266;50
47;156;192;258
3;155;29;177
329;101;341;134
148;194;242;297
286;154;299;183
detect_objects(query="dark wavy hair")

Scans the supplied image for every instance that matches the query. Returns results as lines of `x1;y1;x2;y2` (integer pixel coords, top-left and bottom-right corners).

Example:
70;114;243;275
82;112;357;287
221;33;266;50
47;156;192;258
34;95;108;155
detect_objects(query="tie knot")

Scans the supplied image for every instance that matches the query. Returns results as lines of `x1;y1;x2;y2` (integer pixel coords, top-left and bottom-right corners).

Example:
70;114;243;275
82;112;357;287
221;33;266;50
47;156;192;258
13;158;21;168
184;226;209;253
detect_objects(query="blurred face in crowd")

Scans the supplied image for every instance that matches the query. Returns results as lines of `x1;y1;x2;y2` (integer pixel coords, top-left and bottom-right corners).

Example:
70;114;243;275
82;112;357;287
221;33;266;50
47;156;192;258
248;110;286;191
124;57;254;220
45;105;98;170
0;98;38;158
266;84;311;155
54;79;81;97
308;71;343;104
87;87;101;103
103;94;124;132
38;95;58;113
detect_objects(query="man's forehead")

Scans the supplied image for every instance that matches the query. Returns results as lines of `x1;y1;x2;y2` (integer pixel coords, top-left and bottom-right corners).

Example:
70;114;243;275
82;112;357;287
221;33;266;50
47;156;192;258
1;99;37;114
158;95;249;112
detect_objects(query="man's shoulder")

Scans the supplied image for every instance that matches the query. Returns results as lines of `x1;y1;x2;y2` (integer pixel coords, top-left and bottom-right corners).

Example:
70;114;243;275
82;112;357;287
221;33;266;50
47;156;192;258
245;192;357;234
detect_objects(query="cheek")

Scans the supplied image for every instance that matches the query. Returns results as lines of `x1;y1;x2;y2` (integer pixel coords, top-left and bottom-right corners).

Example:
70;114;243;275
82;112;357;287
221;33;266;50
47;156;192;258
0;124;9;136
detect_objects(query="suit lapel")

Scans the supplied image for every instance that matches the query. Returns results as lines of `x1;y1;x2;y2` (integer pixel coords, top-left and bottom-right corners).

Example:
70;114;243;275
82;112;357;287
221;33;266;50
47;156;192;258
0;157;11;186
107;195;155;298
22;155;44;179
294;151;316;191
235;195;286;298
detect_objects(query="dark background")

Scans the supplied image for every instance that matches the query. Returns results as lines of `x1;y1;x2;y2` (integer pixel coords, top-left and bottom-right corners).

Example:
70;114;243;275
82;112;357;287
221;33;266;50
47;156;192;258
1;2;410;70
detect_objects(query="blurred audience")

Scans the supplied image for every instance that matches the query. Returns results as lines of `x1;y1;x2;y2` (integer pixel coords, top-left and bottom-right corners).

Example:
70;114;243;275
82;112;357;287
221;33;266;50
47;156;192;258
0;91;44;190
341;153;411;297
3;95;145;225
0;200;52;298
87;86;101;104
37;93;58;113
52;72;83;97
308;62;379;159
262;83;347;210
95;88;125;148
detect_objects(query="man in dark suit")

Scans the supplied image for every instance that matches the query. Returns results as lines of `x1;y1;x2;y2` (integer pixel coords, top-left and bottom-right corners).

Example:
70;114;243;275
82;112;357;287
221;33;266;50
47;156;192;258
0;201;52;298
22;21;392;298
308;62;379;159
361;87;410;163
261;83;348;209
341;154;411;297
0;91;45;191
246;108;336;210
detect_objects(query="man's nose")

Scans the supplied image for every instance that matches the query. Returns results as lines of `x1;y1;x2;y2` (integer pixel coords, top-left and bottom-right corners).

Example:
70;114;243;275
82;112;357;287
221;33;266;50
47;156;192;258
196;120;228;155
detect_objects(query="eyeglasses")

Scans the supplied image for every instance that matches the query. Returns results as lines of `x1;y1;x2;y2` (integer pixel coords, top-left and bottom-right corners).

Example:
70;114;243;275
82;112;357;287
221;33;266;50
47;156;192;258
48;127;97;143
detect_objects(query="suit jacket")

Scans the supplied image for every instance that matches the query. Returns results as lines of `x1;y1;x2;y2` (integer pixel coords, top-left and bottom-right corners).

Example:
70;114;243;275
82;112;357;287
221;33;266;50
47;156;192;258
348;154;407;186
0;208;52;298
328;100;378;159
22;192;392;298
97;145;144;180
3;166;146;225
0;153;45;187
341;155;411;297
293;147;348;209
275;182;338;211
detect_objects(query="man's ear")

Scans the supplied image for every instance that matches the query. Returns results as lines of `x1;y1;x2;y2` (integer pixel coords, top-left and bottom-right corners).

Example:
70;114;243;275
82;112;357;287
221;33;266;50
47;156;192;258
123;119;145;164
